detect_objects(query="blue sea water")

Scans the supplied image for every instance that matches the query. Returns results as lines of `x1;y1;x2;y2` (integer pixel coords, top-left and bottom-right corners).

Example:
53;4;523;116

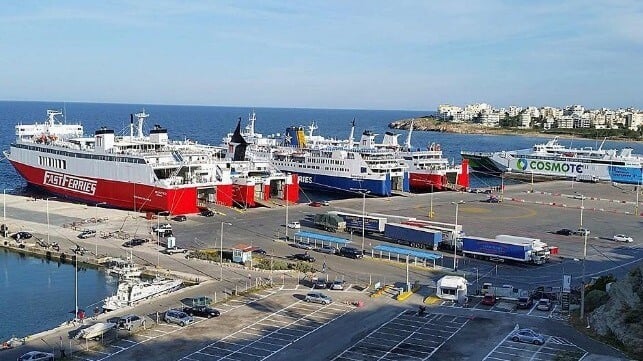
1;100;642;340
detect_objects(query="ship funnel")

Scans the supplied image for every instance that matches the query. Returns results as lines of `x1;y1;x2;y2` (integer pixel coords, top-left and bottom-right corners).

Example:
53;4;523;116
403;118;414;151
134;110;149;138
359;130;377;148
348;118;356;148
382;131;400;148
229;120;249;161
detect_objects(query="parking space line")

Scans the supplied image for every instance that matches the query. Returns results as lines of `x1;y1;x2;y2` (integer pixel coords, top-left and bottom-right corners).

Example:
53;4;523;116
482;327;516;360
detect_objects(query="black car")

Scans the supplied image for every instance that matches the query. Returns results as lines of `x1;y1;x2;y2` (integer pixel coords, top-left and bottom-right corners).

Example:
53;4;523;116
200;209;215;217
122;238;147;248
181;305;220;318
251;248;267;255
172;215;187;222
555;228;573;236
293;253;315;262
11;231;33;240
339;246;363;259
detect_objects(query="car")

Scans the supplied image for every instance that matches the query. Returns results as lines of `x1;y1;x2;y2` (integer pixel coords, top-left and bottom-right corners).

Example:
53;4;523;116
122;238;147;248
516;296;533;309
511;329;546;345
200;209;215;217
574;228;590;236
572;194;587;200
11;231;33;240
17;351;55;361
78;229;97;239
181;305;220;318
485;196;501;203
172;215;187;222
294;253;315;262
152;223;172;231
117;314;146;331
305;292;332;305
613;234;634;243
163;309;194;326
536;298;552;311
481;294;497;306
555;228;573;236
313;278;327;289
293;241;313;250
321;200;330;206
330;280;345;290
287;221;301;229
339;246;363;259
251;248;267;255
315;245;339;255
309;201;322;207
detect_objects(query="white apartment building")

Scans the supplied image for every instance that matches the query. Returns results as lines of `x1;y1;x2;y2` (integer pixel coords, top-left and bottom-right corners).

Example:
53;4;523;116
557;115;574;128
480;111;500;127
520;113;531;128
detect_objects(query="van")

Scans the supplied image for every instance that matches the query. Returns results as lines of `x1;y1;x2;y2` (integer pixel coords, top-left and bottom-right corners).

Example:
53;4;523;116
118;314;146;331
339;247;363;259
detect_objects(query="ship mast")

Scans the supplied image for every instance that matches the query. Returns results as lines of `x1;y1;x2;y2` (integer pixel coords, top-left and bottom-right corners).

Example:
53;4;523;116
246;110;256;137
135;110;149;139
348;118;356;148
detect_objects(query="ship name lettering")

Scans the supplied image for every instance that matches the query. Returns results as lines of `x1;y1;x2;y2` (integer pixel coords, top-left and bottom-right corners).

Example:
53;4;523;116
299;176;313;183
44;171;97;195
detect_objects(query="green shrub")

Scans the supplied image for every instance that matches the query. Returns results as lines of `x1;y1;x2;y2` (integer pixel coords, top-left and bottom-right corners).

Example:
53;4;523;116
289;261;316;273
253;256;289;271
584;289;609;313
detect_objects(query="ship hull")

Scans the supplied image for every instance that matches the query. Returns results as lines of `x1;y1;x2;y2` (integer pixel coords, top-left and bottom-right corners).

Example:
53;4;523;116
8;160;222;214
460;152;505;174
296;172;395;196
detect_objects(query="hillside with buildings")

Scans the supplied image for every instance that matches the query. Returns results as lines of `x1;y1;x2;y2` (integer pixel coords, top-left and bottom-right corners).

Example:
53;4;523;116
390;104;643;140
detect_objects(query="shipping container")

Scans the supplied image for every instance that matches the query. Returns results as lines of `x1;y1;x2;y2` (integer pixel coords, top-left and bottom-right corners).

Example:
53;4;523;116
383;223;442;249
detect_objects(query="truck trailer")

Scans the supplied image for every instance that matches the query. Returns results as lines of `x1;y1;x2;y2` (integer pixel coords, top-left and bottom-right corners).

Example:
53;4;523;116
401;220;463;250
313;213;346;232
383;223;442;250
461;235;550;264
328;211;387;233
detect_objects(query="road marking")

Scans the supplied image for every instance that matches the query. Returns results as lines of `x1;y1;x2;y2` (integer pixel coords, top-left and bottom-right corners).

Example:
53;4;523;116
482;328;516;360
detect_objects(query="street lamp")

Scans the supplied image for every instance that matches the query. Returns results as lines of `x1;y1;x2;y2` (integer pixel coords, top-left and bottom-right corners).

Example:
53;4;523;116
46;197;57;244
579;194;584;228
3;188;14;222
429;184;434;218
580;229;588;320
350;188;370;253
220;221;232;281
94;202;107;257
451;201;462;271
285;185;289;240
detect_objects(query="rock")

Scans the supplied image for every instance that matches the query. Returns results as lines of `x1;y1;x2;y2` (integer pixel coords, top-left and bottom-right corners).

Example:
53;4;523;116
589;265;643;357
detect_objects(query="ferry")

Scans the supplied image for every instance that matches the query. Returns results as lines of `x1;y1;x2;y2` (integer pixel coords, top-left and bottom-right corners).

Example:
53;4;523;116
4;110;298;214
102;277;183;312
461;137;643;184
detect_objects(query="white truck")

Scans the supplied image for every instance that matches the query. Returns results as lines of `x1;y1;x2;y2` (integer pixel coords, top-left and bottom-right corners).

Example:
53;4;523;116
163;236;188;254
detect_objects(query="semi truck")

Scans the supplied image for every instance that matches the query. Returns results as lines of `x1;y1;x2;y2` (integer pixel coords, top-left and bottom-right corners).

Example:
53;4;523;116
313;213;346;232
461;235;550;264
383;223;442;250
401;219;463;250
328;211;387;233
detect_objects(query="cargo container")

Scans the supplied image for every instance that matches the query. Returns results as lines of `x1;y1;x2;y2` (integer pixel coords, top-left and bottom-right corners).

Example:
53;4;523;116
383;223;442;250
328;211;387;233
401;219;463;250
461;235;549;264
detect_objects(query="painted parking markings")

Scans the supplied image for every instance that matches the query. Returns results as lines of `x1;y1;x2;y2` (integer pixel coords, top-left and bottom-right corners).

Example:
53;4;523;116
483;329;587;361
180;300;355;360
333;311;470;361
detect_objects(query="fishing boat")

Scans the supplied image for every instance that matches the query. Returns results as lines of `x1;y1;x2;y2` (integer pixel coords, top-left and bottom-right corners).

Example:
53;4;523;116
4;110;298;213
461;137;643;184
102;277;182;312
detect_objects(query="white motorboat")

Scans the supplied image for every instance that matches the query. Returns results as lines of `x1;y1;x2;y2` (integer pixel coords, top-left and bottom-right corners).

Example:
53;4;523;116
103;277;182;312
74;322;117;340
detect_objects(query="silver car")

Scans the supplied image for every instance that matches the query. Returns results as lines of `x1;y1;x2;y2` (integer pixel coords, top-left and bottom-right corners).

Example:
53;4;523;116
511;329;546;345
305;292;333;305
164;309;193;327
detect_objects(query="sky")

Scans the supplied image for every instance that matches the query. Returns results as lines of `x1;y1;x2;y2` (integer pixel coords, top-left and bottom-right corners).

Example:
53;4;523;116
1;1;642;111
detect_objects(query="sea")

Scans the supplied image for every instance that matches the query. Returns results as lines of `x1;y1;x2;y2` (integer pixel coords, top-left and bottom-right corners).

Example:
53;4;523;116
1;100;643;340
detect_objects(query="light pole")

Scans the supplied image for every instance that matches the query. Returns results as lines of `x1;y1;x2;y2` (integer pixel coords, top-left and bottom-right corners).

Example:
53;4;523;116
46;197;57;244
3;188;14;222
580;230;588;320
350;188;370;253
94;202;107;257
405;254;410;292
220;221;232;281
284;185;289;240
580;195;584;228
530;170;534;193
429;184;434;218
451;201;462;271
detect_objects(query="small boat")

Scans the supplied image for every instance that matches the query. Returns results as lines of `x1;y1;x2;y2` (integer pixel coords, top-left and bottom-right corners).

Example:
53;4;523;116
106;259;143;279
1;337;25;350
74;322;117;340
103;277;182;312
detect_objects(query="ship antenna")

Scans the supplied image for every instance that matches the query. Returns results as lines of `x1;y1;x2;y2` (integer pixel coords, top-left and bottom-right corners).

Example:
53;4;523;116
404;118;414;151
348;118;356;148
63;102;67;123
598;137;607;151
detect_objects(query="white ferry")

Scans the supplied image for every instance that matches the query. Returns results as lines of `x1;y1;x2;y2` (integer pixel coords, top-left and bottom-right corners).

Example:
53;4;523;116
4;110;298;213
461;137;643;184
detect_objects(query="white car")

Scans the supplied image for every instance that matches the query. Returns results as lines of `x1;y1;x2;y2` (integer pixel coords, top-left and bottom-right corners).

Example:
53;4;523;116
287;221;301;229
18;351;55;361
613;234;633;243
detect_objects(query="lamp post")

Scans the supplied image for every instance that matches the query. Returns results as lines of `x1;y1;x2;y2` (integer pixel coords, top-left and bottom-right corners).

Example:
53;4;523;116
405;254;410;292
220;221;232;281
530;170;534;193
429;184;434;218
580;195;584;228
3;188;14;222
94;202;107;257
285;185;289;240
580;230;588;320
451;201;461;271
46;197;57;244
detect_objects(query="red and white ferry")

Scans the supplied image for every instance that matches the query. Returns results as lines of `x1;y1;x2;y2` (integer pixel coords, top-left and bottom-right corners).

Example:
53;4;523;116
378;120;469;192
5;110;298;214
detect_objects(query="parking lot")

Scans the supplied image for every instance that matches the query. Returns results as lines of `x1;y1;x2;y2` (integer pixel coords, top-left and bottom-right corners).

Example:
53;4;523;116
332;311;471;361
483;328;586;361
438;296;567;321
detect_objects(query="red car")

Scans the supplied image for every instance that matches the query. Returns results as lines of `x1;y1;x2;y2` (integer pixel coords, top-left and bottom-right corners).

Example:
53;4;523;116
481;294;497;306
309;201;322;207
